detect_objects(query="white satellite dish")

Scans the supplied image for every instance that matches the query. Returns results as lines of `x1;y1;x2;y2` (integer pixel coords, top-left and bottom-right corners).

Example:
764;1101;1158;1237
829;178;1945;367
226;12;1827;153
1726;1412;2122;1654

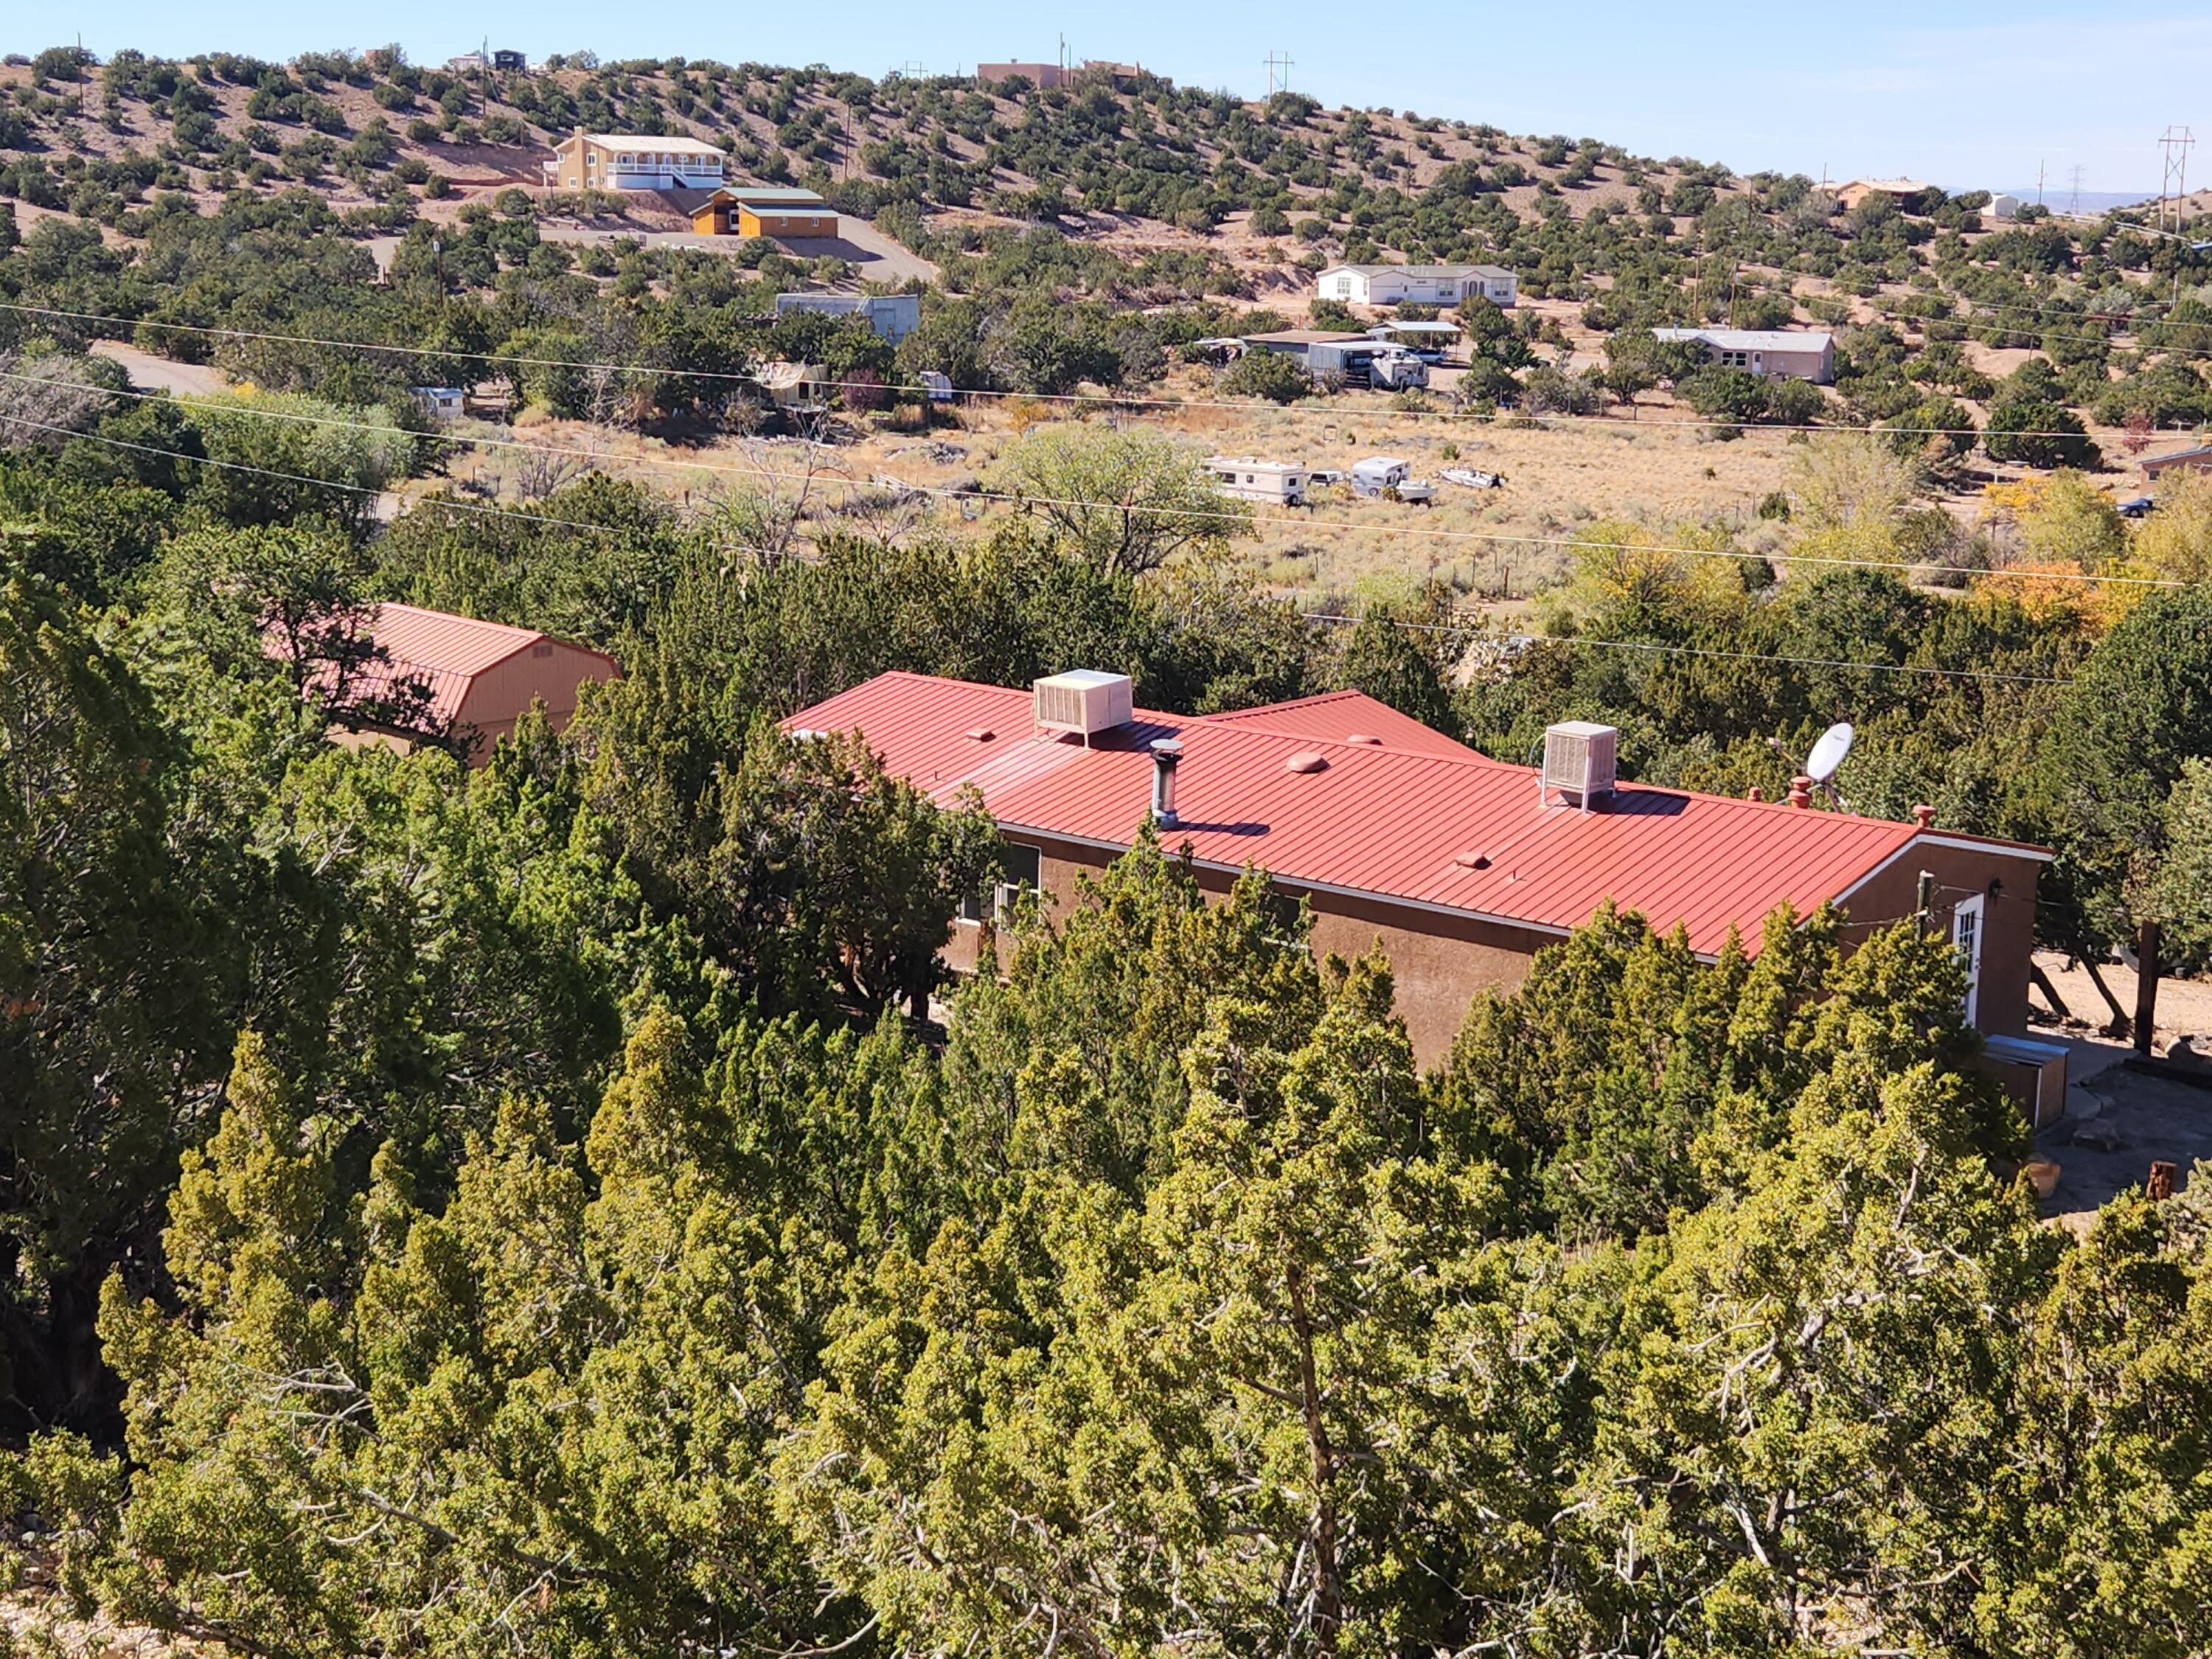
1806;722;1855;783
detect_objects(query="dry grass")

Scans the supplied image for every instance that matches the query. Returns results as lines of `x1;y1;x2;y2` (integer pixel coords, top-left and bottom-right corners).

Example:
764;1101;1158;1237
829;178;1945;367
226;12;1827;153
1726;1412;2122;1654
425;384;1812;608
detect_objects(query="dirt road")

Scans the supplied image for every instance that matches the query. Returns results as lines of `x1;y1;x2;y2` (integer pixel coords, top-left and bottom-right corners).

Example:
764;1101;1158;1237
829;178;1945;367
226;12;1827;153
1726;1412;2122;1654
88;340;226;397
374;215;941;286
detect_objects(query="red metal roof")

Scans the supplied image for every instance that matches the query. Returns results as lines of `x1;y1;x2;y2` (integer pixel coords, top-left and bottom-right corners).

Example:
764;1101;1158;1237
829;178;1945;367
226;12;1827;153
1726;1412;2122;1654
358;605;544;723
274;604;621;727
791;672;2045;958
1198;689;1497;759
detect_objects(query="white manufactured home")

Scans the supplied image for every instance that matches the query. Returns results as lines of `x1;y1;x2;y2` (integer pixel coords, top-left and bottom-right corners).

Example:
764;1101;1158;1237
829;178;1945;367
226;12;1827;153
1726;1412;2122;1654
1316;263;1517;308
1207;456;1310;506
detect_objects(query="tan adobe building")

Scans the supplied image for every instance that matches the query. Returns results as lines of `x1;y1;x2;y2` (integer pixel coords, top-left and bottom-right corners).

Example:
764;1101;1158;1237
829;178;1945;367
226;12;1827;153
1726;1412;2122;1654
976;60;1145;89
1836;178;1935;212
2140;442;2212;482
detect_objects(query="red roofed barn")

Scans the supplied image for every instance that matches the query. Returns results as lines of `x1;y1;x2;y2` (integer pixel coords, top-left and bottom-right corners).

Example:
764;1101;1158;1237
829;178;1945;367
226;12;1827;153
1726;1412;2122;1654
322;603;620;762
790;670;2051;1077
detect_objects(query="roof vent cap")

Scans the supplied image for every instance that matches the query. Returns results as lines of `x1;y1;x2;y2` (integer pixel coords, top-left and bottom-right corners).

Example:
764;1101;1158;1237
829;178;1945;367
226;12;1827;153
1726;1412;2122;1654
1541;721;1618;810
1285;750;1329;774
1346;732;1383;745
1032;670;1133;742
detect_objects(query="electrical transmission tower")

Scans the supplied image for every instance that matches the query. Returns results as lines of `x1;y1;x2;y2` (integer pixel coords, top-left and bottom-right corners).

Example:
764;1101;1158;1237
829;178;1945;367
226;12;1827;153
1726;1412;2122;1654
2160;125;2195;230
2068;164;2084;216
1264;50;1294;96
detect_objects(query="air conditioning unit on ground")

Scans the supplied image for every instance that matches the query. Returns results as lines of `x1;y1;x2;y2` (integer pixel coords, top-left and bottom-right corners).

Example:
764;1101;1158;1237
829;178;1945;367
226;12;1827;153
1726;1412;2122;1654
1542;720;1618;808
1033;669;1134;741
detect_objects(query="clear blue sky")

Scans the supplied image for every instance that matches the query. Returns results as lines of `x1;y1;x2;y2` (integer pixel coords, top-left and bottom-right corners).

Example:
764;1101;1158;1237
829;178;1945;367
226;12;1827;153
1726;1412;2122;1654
36;0;2206;195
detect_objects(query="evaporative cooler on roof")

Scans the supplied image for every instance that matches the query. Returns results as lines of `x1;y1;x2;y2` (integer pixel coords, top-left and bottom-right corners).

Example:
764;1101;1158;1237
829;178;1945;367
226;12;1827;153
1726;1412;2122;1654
1542;721;1618;810
1032;671;1134;742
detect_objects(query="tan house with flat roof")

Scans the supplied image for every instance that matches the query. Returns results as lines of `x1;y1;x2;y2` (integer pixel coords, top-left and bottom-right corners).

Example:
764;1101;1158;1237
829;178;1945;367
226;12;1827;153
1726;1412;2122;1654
1836;178;1934;212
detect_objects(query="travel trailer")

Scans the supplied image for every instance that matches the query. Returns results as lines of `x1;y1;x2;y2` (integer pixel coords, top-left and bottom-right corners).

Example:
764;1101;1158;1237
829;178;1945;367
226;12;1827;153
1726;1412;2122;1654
1206;456;1309;506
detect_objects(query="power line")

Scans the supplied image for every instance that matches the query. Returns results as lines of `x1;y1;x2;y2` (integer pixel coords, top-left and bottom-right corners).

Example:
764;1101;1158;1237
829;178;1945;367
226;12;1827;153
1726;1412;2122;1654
14;369;2184;591
1298;613;2075;685
1;414;689;541
3;299;2173;442
10;419;2076;688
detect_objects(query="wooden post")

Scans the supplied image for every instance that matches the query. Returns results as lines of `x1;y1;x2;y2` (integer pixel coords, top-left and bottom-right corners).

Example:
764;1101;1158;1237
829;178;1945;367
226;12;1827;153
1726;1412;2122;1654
2135;919;2162;1057
2147;1161;2177;1202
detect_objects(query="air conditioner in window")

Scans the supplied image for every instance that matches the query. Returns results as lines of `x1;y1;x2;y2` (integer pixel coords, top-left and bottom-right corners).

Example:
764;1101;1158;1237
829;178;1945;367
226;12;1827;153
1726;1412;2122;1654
1542;720;1618;809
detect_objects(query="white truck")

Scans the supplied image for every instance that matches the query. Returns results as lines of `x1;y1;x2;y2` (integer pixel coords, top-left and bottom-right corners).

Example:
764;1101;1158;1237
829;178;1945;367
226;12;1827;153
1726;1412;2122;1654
1306;340;1430;391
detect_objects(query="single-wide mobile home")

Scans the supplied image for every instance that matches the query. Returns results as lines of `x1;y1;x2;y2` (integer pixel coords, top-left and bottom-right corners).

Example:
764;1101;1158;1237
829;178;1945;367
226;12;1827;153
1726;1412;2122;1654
1651;328;1835;383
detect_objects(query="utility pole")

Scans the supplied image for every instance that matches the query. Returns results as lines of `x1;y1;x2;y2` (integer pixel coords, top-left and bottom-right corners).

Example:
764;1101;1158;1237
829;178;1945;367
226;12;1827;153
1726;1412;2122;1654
2160;125;2195;231
1264;50;1295;96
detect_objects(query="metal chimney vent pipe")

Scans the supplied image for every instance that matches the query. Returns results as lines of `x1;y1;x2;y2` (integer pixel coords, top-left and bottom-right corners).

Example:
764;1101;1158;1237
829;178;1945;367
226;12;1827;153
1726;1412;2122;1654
1150;738;1183;827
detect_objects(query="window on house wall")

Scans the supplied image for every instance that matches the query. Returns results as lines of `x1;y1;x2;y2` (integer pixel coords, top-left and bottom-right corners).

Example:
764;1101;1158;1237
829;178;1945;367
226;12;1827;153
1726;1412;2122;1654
961;841;1043;924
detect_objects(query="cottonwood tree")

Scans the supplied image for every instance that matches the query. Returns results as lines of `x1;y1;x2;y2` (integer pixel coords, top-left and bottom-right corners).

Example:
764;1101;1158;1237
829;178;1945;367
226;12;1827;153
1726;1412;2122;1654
990;422;1253;576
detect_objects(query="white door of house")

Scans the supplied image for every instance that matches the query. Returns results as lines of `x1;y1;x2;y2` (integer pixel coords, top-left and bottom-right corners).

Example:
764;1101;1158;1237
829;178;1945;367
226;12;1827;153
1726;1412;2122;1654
1952;894;1985;1025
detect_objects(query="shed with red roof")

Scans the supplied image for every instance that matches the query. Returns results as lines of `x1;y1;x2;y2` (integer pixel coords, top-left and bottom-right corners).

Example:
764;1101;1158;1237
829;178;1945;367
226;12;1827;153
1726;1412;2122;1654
788;670;2050;1066
314;603;620;764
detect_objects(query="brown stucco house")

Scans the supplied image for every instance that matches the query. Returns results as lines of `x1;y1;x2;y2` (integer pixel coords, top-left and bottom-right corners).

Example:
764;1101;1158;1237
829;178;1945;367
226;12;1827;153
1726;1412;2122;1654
788;672;2053;1090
